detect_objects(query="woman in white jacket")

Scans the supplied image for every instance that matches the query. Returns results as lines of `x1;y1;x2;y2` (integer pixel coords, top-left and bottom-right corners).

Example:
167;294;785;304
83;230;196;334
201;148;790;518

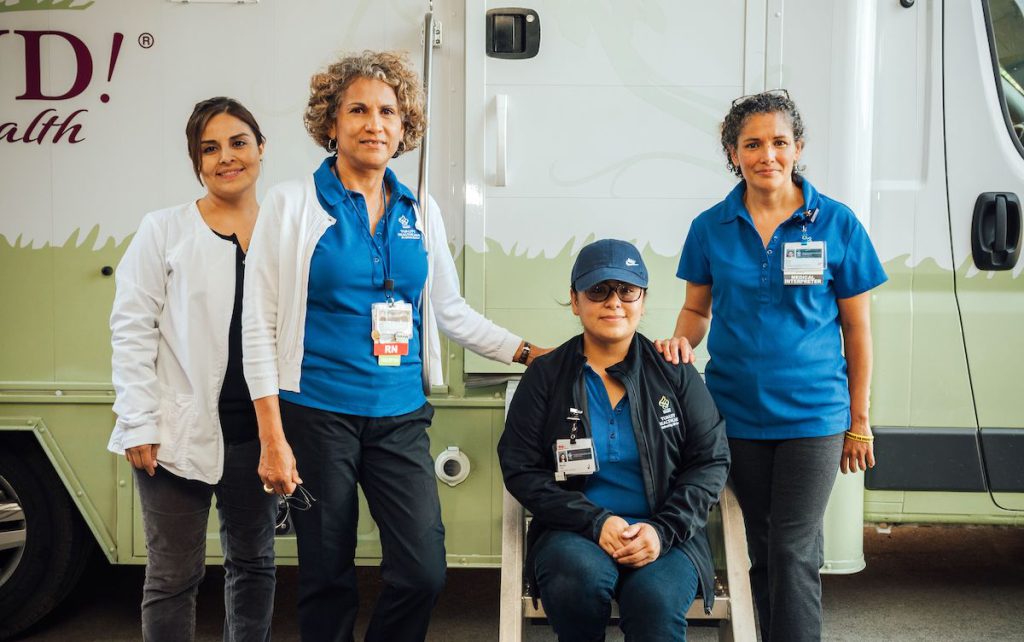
108;97;277;641
242;51;546;641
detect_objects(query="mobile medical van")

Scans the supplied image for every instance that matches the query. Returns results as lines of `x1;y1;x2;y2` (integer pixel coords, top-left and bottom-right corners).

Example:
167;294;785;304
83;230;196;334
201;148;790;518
0;0;1021;636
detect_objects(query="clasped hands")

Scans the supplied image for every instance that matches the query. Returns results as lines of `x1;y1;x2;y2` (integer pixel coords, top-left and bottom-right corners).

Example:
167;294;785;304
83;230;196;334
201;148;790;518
598;516;661;568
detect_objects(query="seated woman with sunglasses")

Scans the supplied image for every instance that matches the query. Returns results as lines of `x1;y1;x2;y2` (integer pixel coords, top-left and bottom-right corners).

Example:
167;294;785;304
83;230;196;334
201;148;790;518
498;239;730;642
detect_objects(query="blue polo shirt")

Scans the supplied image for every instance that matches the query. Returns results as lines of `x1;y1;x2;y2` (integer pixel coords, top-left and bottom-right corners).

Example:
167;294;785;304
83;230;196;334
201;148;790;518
676;178;887;439
582;365;650;521
280;157;427;417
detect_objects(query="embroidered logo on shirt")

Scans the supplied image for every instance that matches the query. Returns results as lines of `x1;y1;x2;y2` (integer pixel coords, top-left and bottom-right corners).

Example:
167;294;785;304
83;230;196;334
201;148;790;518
396;214;421;240
657;395;679;430
625;258;638;266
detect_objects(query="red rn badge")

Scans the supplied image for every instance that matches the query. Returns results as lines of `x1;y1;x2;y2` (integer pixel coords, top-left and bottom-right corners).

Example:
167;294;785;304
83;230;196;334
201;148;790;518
373;342;409;356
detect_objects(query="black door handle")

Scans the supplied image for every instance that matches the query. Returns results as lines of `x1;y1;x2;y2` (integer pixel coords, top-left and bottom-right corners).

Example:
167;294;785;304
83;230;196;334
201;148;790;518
971;192;1021;270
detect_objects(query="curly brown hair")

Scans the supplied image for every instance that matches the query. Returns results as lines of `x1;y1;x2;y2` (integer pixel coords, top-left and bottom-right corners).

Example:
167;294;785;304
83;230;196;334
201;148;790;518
721;90;806;178
304;50;425;156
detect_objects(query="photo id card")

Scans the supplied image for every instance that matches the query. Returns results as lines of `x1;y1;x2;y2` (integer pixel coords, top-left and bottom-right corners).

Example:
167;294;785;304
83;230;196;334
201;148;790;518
554;438;596;479
371;301;413;366
783;241;826;285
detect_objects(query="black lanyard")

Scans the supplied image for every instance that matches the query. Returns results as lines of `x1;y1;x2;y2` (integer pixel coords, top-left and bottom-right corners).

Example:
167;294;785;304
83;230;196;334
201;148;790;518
335;166;395;303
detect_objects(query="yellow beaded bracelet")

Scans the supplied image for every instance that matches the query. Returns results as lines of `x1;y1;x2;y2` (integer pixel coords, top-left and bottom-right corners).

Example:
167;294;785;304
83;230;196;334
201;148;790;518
844;431;875;443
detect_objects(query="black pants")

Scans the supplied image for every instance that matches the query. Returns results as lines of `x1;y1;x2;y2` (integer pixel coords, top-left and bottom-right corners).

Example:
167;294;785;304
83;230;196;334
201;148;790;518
134;439;277;642
728;433;844;642
281;400;446;642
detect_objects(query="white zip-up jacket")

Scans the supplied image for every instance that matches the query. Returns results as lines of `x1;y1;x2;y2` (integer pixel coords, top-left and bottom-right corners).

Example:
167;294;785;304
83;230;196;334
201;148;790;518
107;202;235;484
242;177;521;400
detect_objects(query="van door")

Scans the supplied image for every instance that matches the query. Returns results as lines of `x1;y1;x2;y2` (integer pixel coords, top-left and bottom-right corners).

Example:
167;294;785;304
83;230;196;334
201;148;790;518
943;0;1024;509
462;1;752;374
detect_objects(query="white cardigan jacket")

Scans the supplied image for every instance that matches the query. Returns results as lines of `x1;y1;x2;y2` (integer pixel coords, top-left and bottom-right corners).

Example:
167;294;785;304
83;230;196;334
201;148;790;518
242;176;521;400
107;202;235;483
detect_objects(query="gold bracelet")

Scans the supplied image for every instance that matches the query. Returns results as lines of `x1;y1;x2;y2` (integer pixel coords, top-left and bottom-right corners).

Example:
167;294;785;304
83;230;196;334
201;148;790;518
845;430;875;443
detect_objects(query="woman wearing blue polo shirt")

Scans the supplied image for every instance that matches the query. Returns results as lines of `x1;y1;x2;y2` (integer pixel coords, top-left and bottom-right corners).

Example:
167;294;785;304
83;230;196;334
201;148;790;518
242;51;545;641
658;91;887;642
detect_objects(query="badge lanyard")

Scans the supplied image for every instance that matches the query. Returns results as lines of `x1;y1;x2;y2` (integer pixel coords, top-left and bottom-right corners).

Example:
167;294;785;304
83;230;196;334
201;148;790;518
340;174;395;303
332;164;412;365
800;208;818;244
566;408;582;444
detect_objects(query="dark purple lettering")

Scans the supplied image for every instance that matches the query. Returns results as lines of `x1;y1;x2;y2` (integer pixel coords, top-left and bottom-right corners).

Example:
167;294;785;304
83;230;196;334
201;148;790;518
53;109;87;143
0;121;17;143
20;109;54;143
15;30;93;101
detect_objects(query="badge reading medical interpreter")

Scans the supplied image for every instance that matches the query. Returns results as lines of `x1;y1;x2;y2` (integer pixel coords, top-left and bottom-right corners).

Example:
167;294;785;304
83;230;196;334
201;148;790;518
783;240;826;285
371;301;413;366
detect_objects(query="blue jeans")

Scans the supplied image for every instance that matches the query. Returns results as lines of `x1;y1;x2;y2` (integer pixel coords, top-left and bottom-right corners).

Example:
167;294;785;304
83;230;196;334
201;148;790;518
533;529;700;642
135;438;278;642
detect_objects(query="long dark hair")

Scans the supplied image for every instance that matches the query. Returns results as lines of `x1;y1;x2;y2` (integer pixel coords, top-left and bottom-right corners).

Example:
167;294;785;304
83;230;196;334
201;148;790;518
185;97;266;184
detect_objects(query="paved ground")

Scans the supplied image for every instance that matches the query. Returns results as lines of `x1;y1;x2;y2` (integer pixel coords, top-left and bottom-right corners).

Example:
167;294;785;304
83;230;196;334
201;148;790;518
12;525;1024;641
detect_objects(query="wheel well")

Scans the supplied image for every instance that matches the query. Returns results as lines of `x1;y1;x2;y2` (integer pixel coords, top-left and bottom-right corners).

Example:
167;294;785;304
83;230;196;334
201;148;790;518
0;424;117;562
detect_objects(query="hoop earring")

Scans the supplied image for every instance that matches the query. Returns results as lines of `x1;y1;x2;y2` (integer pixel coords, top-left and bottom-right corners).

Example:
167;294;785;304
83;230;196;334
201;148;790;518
327;138;337;152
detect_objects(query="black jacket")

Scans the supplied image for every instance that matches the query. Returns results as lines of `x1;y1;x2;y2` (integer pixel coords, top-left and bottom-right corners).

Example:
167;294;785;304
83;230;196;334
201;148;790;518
497;332;730;612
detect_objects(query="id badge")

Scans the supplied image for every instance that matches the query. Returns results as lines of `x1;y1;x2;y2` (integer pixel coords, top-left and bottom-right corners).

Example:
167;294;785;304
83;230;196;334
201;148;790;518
371;301;413;366
554;438;596;480
783;241;826;285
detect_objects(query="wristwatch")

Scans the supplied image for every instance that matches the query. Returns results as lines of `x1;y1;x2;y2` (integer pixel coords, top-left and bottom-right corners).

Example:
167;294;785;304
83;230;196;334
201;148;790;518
516;341;532;365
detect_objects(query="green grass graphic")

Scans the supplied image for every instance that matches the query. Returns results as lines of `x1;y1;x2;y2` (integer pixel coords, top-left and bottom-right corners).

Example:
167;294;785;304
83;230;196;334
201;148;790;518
0;0;94;13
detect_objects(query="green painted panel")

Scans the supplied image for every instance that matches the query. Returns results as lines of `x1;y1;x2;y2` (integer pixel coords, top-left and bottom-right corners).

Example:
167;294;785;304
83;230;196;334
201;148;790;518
38;404;118;543
908;260;976;427
0;235;56;382
430;406;503;564
992;493;1024;511
956;261;1024;429
52;227;125;382
900;491;1023;523
869;256;976;428
869;260;912;427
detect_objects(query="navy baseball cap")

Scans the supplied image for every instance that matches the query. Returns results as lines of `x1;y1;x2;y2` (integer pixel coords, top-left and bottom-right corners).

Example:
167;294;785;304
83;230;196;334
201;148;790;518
571;239;649;291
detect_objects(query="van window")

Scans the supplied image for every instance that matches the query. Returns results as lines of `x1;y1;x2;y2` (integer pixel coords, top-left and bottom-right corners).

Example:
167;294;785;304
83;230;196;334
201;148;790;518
988;0;1024;154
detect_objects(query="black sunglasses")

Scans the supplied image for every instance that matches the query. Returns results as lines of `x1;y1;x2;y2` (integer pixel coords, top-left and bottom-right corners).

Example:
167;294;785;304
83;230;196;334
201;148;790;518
731;88;790;107
581;281;645;303
275;484;317;531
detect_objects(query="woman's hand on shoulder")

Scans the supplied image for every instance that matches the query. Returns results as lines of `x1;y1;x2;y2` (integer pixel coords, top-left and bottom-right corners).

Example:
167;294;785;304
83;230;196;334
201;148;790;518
653;336;695;365
840;423;876;474
525;345;552;366
125;444;159;477
259;437;302;495
612;522;662;568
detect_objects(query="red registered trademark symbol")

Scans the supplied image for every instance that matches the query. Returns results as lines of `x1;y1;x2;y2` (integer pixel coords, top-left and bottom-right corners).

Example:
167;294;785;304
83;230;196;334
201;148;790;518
138;33;154;49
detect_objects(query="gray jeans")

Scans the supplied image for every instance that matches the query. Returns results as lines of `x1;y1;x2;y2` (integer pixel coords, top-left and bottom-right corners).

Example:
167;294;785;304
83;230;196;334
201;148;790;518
728;433;844;642
135;438;278;642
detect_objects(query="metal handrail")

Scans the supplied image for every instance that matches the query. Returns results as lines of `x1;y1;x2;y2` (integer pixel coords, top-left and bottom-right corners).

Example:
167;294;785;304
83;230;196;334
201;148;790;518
418;10;435;396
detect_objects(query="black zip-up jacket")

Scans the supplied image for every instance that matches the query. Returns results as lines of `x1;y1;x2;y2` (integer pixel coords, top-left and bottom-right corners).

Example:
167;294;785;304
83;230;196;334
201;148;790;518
497;332;730;612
